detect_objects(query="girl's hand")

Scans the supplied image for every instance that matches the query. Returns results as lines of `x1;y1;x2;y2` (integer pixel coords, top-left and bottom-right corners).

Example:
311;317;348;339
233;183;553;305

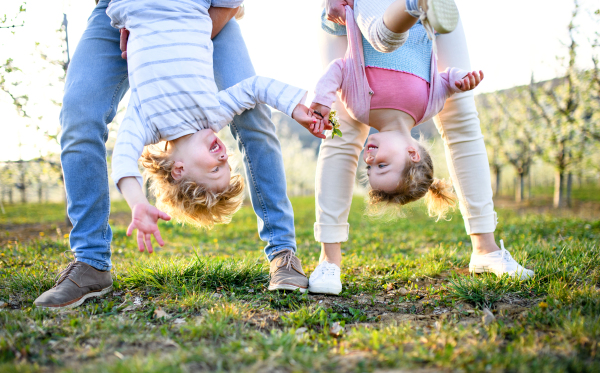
127;202;171;253
326;0;353;25
292;103;333;139
310;103;331;126
309;102;336;138
455;70;484;91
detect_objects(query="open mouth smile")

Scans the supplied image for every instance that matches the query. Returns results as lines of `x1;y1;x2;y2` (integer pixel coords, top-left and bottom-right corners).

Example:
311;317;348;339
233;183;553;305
209;139;221;153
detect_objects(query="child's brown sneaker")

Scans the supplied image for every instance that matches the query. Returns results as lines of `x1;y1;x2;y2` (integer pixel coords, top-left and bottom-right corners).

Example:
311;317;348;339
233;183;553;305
268;250;308;292
34;261;113;309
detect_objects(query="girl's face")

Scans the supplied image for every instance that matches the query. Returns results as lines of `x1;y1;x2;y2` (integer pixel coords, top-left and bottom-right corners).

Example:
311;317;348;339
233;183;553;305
363;132;421;192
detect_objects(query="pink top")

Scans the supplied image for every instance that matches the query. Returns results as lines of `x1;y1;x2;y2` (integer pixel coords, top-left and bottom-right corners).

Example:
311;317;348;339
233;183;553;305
366;67;430;123
313;5;467;126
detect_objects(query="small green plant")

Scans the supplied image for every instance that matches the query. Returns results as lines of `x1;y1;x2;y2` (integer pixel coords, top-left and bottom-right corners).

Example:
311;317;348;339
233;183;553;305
329;109;342;138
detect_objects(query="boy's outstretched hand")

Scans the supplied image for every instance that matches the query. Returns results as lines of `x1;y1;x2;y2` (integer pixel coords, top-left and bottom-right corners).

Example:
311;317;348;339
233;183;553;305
455;70;484;91
127;203;171;253
292;103;333;139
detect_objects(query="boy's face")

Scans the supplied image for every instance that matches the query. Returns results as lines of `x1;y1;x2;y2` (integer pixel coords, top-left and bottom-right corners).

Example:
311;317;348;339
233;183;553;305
175;129;231;193
363;132;419;192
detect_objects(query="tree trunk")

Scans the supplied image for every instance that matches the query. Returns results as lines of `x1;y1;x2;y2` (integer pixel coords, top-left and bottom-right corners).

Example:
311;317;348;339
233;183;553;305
494;166;501;197
516;172;525;203
19;171;26;204
527;168;532;200
566;172;573;208
38;182;43;203
8;188;13;204
554;170;565;208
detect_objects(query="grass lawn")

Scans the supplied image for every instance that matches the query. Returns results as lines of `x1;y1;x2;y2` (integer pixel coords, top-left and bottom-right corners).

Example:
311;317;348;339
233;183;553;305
1;196;599;372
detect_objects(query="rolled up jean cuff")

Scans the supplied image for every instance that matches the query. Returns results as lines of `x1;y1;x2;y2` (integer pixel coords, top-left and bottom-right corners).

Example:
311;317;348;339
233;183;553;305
314;223;349;243
463;211;497;235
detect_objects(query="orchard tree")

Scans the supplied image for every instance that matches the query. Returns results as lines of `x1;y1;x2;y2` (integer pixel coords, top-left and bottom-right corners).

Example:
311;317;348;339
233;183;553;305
477;94;507;197
478;89;540;203
496;89;540;203
528;1;591;208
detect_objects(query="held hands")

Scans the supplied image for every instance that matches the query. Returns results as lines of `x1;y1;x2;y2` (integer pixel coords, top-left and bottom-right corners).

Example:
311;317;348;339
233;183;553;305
455;70;484;91
127;202;171;253
309;102;333;135
292;103;333;139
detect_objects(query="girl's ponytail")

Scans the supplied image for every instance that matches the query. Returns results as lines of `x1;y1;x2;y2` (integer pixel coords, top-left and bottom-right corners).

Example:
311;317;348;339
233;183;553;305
424;178;456;221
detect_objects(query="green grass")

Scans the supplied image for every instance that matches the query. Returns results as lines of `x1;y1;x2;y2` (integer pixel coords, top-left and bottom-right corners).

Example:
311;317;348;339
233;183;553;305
1;196;599;372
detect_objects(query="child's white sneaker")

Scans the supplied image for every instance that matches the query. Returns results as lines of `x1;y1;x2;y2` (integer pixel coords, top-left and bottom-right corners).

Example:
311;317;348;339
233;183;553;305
424;0;459;34
308;261;342;295
469;240;535;280
407;0;459;35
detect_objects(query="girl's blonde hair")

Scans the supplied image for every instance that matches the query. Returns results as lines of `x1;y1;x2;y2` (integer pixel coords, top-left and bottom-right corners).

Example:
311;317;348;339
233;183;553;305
368;144;456;221
140;145;244;228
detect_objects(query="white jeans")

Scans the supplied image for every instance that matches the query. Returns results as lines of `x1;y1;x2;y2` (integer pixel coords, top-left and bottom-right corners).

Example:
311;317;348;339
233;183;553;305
314;18;497;243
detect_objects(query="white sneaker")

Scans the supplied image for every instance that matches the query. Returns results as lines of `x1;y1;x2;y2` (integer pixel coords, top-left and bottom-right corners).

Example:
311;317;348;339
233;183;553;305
469;240;535;280
308;261;342;295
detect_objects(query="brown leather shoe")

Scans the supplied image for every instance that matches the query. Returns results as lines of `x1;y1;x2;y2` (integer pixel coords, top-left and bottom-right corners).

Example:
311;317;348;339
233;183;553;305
34;261;113;309
268;250;308;292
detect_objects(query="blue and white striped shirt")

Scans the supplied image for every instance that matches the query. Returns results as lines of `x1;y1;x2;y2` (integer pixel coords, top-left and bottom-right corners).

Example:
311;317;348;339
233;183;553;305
108;0;306;189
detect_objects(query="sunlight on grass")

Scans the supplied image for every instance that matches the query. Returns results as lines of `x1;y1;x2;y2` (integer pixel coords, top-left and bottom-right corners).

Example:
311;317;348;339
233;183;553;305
1;196;599;372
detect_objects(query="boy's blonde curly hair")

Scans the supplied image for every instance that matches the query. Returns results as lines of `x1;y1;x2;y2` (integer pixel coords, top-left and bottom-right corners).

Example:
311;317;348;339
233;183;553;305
368;144;456;221
140;145;244;228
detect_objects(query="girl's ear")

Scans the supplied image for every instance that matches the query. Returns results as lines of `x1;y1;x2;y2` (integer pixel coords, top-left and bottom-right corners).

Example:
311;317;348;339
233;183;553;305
171;161;185;180
407;146;421;163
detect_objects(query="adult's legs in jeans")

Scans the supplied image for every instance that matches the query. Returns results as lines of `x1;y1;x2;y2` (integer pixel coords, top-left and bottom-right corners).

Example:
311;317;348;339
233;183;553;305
314;30;371;269
211;19;297;262
60;0;129;271
435;18;500;255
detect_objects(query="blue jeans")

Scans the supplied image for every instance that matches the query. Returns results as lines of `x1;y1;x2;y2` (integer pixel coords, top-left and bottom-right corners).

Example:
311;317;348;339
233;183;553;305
60;0;296;270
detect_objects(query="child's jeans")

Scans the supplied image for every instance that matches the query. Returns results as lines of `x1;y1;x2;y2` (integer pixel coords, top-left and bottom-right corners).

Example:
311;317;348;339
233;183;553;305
315;18;497;243
60;0;297;270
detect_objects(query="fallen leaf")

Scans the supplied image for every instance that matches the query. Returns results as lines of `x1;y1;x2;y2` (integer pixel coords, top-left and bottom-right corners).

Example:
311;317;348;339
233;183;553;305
114;351;124;360
0;301;7;309
482;308;495;325
173;318;186;324
386;283;394;292
121;305;139;312
216;286;223;292
329;322;344;337
154;308;168;319
398;287;409;296
295;327;308;340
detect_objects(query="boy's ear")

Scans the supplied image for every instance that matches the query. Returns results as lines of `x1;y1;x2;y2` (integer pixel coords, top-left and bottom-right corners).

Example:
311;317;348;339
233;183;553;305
171;161;185;180
407;146;421;163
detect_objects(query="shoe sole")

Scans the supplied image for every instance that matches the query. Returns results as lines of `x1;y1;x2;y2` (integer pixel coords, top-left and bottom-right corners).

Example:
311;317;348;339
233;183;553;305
308;285;342;295
36;285;113;310
469;264;491;274
427;0;459;34
268;284;307;293
469;265;534;280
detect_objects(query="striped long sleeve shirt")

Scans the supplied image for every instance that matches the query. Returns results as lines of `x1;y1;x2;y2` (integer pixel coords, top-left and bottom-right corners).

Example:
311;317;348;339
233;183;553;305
107;0;307;190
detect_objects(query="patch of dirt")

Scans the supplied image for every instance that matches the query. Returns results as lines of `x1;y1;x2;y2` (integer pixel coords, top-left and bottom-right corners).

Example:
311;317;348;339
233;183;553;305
0;211;131;246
